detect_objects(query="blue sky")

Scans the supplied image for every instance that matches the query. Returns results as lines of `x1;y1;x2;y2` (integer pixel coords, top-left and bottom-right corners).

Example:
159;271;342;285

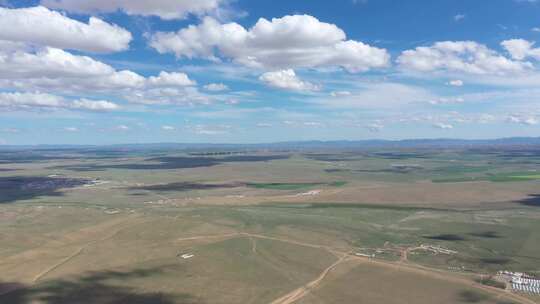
0;0;539;144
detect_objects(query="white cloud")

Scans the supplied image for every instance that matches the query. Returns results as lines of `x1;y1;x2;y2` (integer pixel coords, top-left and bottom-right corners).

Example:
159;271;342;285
204;83;229;91
114;125;130;131
315;82;435;109
259;69;320;92
0;45;208;105
366;122;383;132
501;39;540;60
123;87;211;105
0;92;119;111
433;122;454;129
148;71;196;87
532;27;540;32
0;47;114;79
0;6;131;53
1;128;21;133
41;0;226;20
150;15;390;72
507;115;539;125
454;14;466;21
161;125;176;131
429;97;464;105
330;90;352;97
256;123;272;128
303;121;324;127
398;41;532;75
190;124;230;135
71;99;120;111
446;79;464;86
0;92;63;109
64;127;79;132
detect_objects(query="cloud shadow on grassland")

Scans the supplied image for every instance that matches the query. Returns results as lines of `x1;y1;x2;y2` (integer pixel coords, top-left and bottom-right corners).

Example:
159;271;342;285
0;266;201;304
0;176;91;204
49;155;290;172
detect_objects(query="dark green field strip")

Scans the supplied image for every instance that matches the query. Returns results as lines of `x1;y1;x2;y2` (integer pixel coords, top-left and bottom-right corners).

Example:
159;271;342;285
433;171;540;183
246;181;347;190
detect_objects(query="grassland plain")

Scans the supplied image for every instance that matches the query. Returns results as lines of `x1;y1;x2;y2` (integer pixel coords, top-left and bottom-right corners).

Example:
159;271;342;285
1;148;540;303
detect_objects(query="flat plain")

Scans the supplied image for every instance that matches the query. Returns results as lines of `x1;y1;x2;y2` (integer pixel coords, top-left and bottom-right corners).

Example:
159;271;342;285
0;147;539;303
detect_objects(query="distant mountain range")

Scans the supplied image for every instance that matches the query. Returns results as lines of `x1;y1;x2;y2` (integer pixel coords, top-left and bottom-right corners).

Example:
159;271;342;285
2;137;540;151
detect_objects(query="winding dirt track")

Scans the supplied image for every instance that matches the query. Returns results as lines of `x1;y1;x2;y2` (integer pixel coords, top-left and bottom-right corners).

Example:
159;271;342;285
269;254;349;304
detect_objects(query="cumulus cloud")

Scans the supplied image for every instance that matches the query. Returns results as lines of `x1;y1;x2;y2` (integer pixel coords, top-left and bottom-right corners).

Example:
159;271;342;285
314;83;435;109
114;125;130;131
64;127;79;132
330;90;352;97
429;96;465;105
507;115;539;125
0;46;146;92
148;71;196;87
0;6;131;53
71;99;119;111
0;44;208;106
398;41;532;75
259;69;320;92
454;14;466;21
446;79;464;86
150;15;390;72
189;124;230;135
433;122;454;129
123;87;211;105
501;39;540;60
0;92;119;111
161;125;176;131
204;83;229;91
0;47;115;79
366;122;384;132
41;0;226;20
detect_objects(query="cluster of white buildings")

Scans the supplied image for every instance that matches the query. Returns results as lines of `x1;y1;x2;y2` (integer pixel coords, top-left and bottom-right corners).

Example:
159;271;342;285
498;271;540;295
419;244;457;255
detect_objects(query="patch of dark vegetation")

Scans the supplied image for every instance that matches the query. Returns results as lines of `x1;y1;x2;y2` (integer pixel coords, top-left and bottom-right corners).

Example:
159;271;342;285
129;192;149;196
326;167;422;174
0;168;19;172
303;154;363;162
52;155;290;171
496;150;540;159
423;234;466;241
324;168;349;173
0;266;197;304
457;290;490;303
188;151;253;156
0;152;77;164
516;194;540;207
468;231;502;239
369;151;432;160
328;181;347;187
130;182;245;192
0;150;133;164
475;277;506;289
479;257;512;265
353;169;396;173
260;202;452;212
246;181;346;190
246;182;324;190
431;165;491;174
0;176;92;204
